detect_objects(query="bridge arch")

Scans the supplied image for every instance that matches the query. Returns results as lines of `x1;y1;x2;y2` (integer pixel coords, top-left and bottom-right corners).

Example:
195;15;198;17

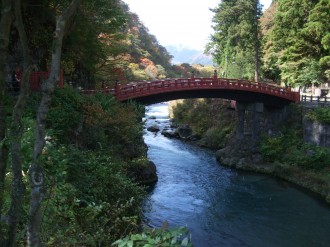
114;77;300;108
83;77;300;141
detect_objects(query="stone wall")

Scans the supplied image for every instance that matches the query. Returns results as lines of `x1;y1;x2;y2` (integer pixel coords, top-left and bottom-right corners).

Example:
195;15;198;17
303;118;330;147
235;102;291;141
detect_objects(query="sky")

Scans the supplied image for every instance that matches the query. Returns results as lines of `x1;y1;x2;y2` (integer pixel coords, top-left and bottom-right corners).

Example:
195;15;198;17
123;0;273;51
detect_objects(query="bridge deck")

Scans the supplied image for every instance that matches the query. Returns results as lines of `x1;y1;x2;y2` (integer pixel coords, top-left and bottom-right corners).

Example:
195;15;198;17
116;78;299;105
83;77;300;107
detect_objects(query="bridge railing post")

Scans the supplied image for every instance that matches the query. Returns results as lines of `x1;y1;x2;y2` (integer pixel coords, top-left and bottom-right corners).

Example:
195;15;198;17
115;80;120;99
213;70;217;80
190;71;195;86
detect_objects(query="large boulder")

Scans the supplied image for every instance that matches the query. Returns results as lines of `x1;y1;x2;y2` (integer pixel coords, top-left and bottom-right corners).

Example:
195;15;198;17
177;124;192;139
141;161;158;184
161;129;179;138
127;160;158;185
147;125;160;132
215;136;261;168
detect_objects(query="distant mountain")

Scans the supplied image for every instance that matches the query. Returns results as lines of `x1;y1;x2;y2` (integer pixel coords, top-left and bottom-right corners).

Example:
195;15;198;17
166;45;214;65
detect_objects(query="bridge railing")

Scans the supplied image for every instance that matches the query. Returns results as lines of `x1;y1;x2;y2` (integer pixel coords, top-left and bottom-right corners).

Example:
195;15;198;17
301;95;330;107
115;77;300;103
82;88;115;95
15;70;64;91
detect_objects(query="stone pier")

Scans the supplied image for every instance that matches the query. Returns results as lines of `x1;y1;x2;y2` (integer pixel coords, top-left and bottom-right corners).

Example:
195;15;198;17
236;101;289;141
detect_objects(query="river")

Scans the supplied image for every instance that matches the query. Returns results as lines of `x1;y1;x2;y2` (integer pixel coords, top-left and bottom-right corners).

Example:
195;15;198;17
142;103;330;247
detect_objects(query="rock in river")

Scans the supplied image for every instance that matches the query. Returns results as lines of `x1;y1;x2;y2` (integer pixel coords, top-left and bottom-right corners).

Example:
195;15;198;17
147;125;160;132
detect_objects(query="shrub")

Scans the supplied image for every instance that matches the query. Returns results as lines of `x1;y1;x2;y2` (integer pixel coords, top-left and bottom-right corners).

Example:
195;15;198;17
305;107;330;124
112;226;193;247
32;88;149;245
199;125;234;149
172;99;236;138
260;135;285;161
261;128;330;171
48;88;146;158
40;143;146;245
48;87;85;144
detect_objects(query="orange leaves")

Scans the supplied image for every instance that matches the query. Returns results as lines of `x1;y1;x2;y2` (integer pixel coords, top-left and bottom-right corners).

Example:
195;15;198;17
139;57;154;67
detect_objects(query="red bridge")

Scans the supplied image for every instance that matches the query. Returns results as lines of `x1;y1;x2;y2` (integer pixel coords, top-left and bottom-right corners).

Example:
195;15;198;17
19;72;299;107
16;70;64;90
102;77;300;108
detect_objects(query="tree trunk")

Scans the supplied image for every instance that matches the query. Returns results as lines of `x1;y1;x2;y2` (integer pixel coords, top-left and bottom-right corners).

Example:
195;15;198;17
27;1;80;246
0;1;13;244
254;39;260;82
254;0;260;82
6;0;32;245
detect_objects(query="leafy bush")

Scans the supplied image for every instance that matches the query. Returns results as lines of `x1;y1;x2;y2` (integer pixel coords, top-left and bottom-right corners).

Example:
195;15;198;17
4;87;150;245
260;135;286;161
172;99;236;137
198;126;234;149
48;87;85;143
298;145;330;170
261;128;330;171
40;141;146;245
112;226;193;247
306;107;330;124
48;87;146;158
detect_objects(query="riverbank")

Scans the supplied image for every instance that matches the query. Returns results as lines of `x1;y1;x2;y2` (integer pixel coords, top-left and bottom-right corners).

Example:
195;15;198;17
215;136;330;204
167;99;330;204
163;125;330;203
7;88;154;245
143;103;330;247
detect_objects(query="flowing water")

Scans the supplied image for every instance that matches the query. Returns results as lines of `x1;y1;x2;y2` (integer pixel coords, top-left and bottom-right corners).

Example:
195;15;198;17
142;103;330;247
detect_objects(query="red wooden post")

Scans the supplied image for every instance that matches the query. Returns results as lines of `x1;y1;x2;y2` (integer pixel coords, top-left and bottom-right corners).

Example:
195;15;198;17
213;70;218;80
58;69;64;88
115;80;120;99
30;72;43;91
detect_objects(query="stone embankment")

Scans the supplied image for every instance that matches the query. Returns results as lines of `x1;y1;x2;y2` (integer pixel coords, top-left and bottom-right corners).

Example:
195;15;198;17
215;105;330;203
303;118;330;147
215;135;330;203
146;107;330;203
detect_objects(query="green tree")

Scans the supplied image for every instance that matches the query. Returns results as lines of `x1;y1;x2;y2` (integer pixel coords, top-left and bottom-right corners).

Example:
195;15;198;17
0;1;82;245
208;0;262;81
62;0;128;88
303;0;330;81
266;0;329;87
260;0;281;82
0;1;13;244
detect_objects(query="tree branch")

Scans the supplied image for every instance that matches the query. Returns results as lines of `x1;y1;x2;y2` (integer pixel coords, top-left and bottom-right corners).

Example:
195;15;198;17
0;0;13;244
6;0;32;245
27;1;81;246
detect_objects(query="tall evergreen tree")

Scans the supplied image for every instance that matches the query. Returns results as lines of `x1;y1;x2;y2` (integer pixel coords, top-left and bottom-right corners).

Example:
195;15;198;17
207;0;262;81
303;0;330;82
260;0;280;82
267;0;325;87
